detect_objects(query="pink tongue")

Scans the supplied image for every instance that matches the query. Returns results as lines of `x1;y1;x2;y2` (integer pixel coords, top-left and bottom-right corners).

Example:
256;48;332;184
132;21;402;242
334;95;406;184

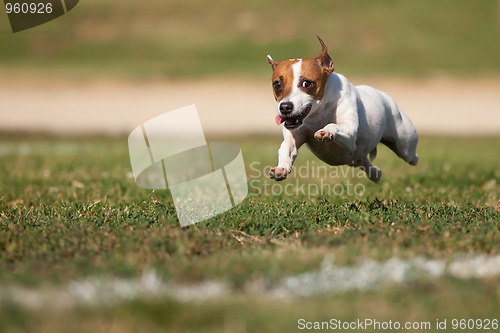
275;115;285;125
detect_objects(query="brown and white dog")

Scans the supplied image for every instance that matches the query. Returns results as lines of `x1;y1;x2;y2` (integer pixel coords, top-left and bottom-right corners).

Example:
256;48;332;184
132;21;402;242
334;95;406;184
267;36;419;183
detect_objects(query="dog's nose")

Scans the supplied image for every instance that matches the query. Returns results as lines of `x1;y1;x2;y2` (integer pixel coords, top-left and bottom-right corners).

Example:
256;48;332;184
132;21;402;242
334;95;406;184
279;101;294;114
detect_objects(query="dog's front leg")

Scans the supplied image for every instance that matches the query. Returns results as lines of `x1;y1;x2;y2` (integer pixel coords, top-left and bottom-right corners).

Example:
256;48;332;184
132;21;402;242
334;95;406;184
314;89;359;152
314;122;358;152
269;130;304;181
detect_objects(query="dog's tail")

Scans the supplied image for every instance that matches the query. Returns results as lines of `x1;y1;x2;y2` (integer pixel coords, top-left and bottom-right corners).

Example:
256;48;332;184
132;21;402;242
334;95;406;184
369;146;377;162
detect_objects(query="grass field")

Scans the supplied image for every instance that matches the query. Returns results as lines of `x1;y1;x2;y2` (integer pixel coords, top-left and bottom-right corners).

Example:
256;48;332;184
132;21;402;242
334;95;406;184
1;0;500;78
0;134;499;332
1;0;499;331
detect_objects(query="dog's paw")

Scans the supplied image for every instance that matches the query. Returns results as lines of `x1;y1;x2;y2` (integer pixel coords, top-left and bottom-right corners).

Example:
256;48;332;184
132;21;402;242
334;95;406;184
314;129;334;141
269;167;288;181
368;168;382;183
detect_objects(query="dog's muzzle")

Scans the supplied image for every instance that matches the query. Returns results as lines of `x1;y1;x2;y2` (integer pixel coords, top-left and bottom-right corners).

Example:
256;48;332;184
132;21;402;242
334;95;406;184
275;104;312;129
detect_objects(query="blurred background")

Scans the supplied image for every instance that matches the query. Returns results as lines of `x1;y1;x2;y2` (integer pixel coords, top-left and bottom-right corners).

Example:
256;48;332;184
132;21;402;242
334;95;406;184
0;0;499;135
1;2;499;331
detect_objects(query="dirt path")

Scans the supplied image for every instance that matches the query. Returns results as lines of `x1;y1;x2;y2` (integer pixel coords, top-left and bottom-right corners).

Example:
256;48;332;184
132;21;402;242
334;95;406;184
0;76;499;136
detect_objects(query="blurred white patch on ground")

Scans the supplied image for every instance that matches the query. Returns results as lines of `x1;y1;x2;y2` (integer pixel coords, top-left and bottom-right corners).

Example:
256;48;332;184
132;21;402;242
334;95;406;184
1;254;500;309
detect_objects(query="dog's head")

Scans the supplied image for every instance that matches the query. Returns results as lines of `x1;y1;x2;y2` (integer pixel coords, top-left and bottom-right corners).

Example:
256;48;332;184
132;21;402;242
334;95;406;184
267;36;334;130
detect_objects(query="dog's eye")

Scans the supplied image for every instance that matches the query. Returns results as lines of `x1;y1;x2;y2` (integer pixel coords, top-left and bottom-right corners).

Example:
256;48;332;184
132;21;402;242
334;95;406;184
301;80;314;89
273;81;282;91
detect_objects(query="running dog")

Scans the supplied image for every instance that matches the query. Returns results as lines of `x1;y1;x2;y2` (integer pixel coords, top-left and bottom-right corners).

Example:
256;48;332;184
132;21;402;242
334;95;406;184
267;36;419;183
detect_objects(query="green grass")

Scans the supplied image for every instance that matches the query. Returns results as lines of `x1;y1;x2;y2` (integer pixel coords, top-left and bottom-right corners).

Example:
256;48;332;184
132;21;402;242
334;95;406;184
0;135;499;332
1;0;500;78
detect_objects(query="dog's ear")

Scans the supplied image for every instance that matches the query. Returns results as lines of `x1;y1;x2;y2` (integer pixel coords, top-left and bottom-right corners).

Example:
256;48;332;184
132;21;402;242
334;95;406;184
267;55;279;70
315;35;334;73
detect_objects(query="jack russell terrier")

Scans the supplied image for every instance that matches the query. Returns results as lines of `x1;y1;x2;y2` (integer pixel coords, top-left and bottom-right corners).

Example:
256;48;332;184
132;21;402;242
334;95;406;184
267;36;419;183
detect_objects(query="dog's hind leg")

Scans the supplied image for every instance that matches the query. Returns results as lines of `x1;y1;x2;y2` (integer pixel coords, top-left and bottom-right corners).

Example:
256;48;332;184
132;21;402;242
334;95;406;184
351;157;382;183
369;146;377;161
382;106;419;166
381;123;419;166
382;136;419;166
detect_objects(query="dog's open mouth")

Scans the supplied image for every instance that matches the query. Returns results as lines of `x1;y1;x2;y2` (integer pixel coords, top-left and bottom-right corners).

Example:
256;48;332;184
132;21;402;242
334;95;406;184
275;104;312;129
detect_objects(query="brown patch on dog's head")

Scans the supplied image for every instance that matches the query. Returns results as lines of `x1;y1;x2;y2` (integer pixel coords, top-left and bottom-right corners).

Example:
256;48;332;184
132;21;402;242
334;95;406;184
267;58;300;101
300;36;335;101
298;58;331;101
267;36;335;102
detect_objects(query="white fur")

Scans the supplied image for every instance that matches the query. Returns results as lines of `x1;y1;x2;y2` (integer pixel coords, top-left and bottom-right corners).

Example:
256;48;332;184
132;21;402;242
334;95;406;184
270;71;419;183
